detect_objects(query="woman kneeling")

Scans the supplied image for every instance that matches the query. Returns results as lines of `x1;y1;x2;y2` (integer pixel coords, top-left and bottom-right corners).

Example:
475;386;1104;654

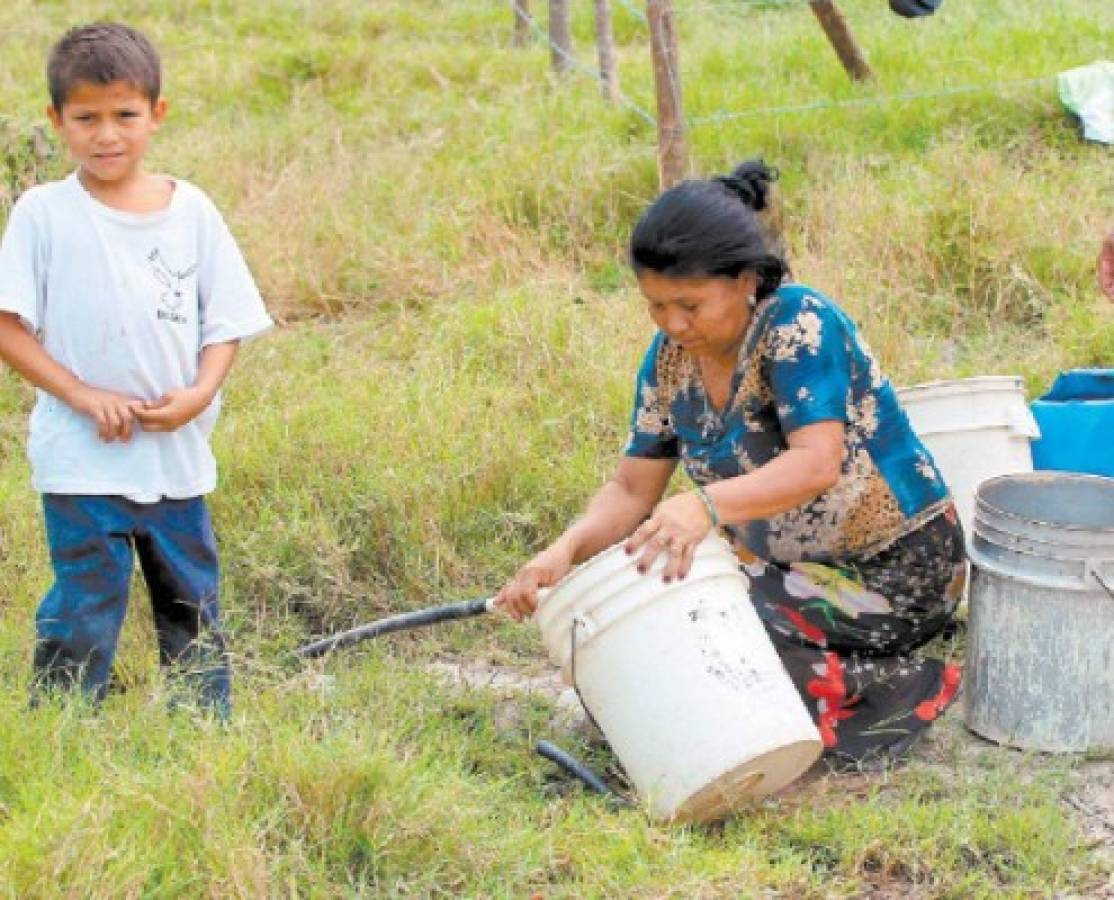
497;160;964;770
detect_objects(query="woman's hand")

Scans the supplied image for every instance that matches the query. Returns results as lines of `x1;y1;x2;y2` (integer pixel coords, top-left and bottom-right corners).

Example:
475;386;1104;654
624;491;713;582
496;458;677;622
495;541;576;622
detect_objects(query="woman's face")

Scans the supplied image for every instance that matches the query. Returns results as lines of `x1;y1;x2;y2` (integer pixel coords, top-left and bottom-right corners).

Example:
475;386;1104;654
637;270;759;361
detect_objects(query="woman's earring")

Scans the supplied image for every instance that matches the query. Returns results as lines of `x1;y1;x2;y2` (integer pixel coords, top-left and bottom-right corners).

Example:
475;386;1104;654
747;295;757;308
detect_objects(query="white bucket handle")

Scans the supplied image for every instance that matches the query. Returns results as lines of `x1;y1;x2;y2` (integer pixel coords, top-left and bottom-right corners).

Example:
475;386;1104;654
570;615;606;735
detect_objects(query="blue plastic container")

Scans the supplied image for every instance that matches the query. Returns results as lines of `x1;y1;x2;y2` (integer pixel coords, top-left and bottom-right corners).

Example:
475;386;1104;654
1030;369;1114;477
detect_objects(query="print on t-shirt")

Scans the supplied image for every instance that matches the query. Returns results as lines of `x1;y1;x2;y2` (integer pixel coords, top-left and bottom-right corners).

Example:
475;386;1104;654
147;248;197;325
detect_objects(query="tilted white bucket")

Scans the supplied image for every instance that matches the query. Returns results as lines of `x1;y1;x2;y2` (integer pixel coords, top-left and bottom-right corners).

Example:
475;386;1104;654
533;533;821;823
897;376;1039;540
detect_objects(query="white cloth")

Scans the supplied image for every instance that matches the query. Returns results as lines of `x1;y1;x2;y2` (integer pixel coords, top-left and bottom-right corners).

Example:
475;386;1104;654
0;172;273;501
1058;60;1114;145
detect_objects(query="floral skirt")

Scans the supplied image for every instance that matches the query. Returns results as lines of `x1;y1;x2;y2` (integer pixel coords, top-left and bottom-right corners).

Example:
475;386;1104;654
741;506;967;768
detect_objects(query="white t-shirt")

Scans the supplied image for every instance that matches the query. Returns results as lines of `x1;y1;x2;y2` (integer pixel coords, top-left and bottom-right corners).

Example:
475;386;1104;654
0;172;273;501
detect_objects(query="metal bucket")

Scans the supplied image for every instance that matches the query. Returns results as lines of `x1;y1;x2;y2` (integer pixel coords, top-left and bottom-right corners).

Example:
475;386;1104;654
965;472;1114;751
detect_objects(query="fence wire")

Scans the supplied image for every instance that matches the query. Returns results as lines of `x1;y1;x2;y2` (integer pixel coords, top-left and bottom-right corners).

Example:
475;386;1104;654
688;75;1056;127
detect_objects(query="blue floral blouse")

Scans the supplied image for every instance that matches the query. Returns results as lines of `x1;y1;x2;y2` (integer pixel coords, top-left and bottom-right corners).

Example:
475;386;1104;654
624;283;950;563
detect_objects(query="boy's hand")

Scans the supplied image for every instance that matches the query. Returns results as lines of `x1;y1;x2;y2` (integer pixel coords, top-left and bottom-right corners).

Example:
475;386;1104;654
69;385;143;442
133;386;213;432
0;315;142;442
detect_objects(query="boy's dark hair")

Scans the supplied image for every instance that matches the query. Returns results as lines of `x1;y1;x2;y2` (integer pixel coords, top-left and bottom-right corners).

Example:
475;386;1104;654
629;158;789;300
46;22;161;110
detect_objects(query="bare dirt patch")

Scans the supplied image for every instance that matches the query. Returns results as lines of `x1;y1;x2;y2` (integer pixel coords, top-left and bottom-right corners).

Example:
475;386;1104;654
427;658;591;737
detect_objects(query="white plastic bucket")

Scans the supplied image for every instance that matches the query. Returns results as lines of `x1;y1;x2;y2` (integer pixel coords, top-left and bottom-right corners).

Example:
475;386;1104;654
533;533;821;823
897;376;1039;540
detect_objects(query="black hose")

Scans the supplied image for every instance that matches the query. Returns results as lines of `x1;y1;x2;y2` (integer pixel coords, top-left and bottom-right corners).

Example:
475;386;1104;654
297;597;493;658
535;739;623;800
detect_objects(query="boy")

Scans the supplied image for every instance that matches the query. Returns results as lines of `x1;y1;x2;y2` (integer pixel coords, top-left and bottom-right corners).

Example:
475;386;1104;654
0;23;272;709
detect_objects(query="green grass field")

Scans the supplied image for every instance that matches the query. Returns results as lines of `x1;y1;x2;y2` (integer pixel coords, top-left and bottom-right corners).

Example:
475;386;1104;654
1;0;1113;895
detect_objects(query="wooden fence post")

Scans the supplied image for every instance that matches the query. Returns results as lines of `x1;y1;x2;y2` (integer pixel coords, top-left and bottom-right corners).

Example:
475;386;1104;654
647;0;685;189
808;0;874;82
594;0;619;102
549;0;574;74
512;0;531;47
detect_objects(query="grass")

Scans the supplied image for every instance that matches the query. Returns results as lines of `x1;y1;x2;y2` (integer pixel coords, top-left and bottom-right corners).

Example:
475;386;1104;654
1;0;1113;894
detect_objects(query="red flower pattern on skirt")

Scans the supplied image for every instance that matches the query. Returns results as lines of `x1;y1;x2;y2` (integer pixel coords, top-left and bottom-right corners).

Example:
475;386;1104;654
806;652;857;747
914;663;961;721
777;603;827;646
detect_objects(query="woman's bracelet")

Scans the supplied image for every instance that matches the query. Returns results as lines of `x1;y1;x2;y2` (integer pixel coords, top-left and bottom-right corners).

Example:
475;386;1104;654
694;485;720;529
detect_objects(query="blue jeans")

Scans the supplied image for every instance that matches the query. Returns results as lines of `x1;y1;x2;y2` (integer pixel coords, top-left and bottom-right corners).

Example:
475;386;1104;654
33;495;230;709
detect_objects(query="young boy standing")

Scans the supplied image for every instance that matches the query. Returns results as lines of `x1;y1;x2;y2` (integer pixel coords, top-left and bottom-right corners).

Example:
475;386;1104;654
0;23;272;709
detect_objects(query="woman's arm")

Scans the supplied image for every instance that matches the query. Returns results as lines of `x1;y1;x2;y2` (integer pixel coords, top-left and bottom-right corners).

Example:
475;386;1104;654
496;455;676;620
625;420;844;581
704;420;844;521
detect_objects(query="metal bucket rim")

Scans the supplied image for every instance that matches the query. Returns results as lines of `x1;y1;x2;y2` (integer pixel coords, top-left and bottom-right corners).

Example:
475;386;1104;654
974;472;1114;535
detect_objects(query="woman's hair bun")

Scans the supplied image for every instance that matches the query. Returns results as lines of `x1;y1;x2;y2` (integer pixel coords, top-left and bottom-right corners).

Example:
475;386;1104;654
714;158;778;212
